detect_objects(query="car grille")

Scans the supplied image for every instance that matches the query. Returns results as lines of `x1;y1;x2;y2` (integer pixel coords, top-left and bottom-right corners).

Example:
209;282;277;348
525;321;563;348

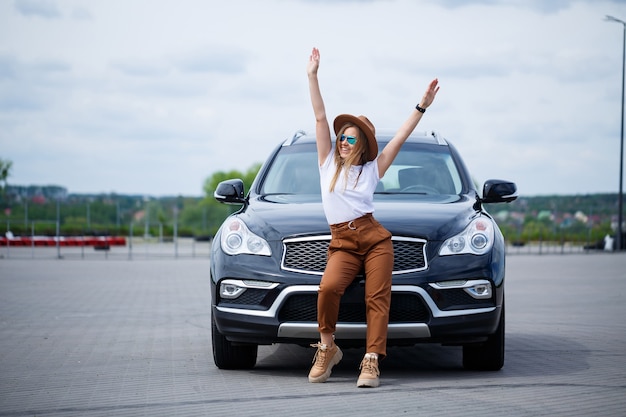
281;236;427;275
278;292;430;323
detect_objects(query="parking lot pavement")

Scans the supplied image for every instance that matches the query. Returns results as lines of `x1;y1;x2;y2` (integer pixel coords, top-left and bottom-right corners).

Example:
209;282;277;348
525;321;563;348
0;253;625;417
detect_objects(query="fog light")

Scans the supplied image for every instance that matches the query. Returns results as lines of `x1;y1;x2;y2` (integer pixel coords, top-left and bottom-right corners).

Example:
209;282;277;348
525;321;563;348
219;279;280;301
464;282;492;299
433;280;467;288
220;282;246;299
242;280;275;288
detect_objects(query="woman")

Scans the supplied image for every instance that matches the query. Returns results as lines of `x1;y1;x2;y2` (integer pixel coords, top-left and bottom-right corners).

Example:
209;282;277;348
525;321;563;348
306;47;439;388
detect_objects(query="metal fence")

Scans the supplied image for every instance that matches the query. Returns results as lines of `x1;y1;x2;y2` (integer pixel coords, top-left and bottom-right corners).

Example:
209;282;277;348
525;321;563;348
505;241;591;255
1;221;212;260
2;218;616;260
1;237;212;260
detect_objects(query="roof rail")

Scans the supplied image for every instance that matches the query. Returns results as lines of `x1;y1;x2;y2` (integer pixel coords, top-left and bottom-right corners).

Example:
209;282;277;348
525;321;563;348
283;130;307;146
429;130;447;145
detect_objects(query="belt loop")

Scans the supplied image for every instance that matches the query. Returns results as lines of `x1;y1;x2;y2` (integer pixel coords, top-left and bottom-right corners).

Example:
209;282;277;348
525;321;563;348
348;220;356;230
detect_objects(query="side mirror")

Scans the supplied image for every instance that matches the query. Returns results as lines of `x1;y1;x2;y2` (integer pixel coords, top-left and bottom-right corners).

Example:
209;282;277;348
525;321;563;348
474;179;517;211
214;179;246;205
481;179;518;204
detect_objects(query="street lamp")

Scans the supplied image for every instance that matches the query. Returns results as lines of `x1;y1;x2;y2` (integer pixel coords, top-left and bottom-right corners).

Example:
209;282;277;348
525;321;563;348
605;15;625;251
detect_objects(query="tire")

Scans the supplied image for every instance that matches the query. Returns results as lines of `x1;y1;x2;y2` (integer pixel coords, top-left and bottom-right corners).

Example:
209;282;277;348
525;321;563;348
462;302;505;371
211;314;258;370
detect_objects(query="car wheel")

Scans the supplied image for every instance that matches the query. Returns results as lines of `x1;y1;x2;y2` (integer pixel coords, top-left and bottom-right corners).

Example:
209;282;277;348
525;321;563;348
211;314;258;370
462;301;505;371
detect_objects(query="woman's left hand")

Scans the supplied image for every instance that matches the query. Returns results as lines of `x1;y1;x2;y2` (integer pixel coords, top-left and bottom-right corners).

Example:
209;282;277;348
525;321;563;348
419;78;440;109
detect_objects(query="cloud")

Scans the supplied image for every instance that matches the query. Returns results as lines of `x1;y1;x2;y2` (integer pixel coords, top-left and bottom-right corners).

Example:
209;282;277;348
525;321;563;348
0;54;72;112
14;0;61;18
435;0;620;13
0;54;18;79
0;92;46;112
70;6;92;20
2;0;626;196
174;47;250;74
111;60;170;78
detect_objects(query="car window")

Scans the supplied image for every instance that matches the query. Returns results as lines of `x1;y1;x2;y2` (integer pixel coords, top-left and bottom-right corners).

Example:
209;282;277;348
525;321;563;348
259;143;462;196
261;146;321;195
379;147;462;195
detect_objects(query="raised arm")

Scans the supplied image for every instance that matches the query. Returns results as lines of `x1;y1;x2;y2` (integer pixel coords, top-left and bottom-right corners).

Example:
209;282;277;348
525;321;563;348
307;48;332;165
377;78;440;177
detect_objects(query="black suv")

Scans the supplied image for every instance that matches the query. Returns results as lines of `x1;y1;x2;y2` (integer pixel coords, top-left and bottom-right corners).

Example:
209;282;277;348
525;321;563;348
210;130;517;371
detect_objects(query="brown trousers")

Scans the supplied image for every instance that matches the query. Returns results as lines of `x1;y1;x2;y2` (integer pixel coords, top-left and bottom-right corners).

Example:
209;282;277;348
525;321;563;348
317;213;394;357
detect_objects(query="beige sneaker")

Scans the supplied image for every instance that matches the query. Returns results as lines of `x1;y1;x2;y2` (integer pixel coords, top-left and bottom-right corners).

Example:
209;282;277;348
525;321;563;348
308;342;343;383
357;353;380;388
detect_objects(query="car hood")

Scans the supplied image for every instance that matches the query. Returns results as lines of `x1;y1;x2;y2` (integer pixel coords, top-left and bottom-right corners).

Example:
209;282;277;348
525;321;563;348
238;194;479;242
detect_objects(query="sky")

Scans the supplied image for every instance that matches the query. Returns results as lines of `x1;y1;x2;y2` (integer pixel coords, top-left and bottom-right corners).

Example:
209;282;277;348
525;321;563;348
2;0;626;197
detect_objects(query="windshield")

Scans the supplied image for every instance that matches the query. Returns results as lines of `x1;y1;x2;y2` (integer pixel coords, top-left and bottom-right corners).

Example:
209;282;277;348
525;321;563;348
259;142;463;198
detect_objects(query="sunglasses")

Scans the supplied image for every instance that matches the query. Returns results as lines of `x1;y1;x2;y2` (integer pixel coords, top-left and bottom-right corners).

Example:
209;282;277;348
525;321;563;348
339;134;357;145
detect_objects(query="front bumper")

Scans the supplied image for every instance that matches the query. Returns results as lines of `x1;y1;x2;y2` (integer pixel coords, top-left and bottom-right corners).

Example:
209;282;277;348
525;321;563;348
212;281;502;347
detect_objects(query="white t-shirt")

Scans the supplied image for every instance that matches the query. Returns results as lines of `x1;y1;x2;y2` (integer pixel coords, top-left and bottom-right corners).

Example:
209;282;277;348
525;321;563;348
319;151;380;225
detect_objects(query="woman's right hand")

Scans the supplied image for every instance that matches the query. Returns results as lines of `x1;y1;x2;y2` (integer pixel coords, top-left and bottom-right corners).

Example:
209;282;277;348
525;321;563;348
307;47;320;77
307;47;331;163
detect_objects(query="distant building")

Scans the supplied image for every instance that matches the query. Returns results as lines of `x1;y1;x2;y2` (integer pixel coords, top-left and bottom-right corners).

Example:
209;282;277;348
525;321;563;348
4;185;68;202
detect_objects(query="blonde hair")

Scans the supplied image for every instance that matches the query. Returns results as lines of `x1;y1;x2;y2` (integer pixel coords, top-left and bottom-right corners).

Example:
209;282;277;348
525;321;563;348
329;123;368;193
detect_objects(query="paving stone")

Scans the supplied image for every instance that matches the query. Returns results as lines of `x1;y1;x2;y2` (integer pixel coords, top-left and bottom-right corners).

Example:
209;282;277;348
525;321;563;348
0;253;625;416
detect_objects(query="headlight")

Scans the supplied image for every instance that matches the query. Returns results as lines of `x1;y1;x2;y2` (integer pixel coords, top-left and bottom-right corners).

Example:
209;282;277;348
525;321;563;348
220;217;271;256
439;217;494;256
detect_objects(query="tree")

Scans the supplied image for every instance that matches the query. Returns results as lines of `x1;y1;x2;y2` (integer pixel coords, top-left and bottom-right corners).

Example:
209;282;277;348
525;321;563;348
199;163;263;234
202;163;262;198
0;158;12;192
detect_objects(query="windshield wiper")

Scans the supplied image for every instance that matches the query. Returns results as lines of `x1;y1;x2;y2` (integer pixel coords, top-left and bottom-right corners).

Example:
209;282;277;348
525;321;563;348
375;191;427;195
261;192;296;196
